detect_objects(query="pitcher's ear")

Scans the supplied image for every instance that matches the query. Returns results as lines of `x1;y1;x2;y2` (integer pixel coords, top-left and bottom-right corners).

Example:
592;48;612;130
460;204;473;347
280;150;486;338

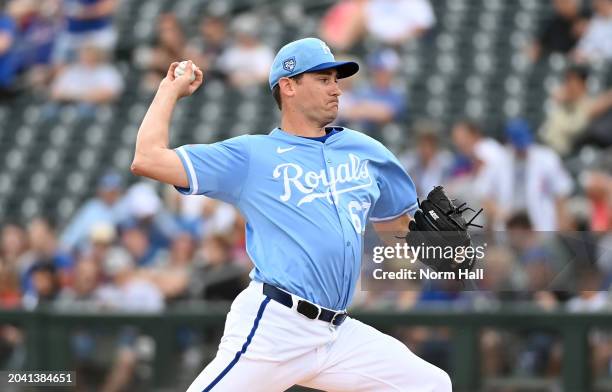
279;77;298;98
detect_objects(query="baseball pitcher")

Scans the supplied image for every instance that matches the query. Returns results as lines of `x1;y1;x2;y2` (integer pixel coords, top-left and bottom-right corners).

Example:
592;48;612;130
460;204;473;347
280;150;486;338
132;38;460;391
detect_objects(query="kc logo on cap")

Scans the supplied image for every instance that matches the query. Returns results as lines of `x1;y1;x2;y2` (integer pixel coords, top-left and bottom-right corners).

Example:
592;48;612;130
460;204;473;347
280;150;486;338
282;57;296;72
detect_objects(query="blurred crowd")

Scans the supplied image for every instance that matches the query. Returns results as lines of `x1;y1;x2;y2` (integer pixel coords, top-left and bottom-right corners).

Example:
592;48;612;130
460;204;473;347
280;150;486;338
0;175;250;390
0;0;611;389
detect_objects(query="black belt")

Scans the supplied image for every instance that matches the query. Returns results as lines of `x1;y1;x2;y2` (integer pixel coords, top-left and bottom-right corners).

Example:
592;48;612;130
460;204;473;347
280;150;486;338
263;283;348;327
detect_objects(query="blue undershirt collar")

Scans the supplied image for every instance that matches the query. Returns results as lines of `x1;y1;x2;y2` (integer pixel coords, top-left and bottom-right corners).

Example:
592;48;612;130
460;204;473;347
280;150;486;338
298;127;341;143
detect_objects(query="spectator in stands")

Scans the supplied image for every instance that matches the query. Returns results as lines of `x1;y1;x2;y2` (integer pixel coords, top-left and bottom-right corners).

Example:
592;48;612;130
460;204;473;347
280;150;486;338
189;234;246;301
0;261;20;308
399;119;453;198
19;0;61;94
137;13;188;92
566;267;612;376
22;262;60;309
217;13;273;88
479;246;517;293
86;223;118;266
49;44;123;118
451;119;512;230
506;213;561;293
567;268;607;310
0;0;60;97
57;256;102;308
96;250;163;392
540;66;612;156
142;232;196;301
19;217;74;296
122;182;179;255
364;0;435;46
581;109;612;152
97;246;164;311
166;232;196;269
0;223;28;268
163;187;199;236
55;256;106;389
60;171;126;253
164;187;237;239
527;0;589;62
504;209;570;380
337;48;406;135
319;0;367;52
58;253;151;392
574;0;612;63
52;0;118;64
119;225;158;267
0;0;36;96
185;15;228;81
200;198;237;239
504;119;573;231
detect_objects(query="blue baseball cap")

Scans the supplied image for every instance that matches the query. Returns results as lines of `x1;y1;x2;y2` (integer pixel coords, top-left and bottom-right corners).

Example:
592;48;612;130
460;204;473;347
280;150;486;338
269;37;359;90
505;118;533;150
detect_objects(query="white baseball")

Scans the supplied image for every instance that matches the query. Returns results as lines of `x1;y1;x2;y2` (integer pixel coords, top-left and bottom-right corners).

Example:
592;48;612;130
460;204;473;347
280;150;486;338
174;61;197;83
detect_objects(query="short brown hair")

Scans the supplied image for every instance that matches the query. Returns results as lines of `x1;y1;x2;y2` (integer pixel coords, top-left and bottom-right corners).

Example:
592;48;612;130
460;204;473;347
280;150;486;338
272;74;303;110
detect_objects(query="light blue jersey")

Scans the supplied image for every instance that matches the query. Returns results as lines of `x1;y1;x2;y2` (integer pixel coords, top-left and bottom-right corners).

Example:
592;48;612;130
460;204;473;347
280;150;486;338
174;127;417;310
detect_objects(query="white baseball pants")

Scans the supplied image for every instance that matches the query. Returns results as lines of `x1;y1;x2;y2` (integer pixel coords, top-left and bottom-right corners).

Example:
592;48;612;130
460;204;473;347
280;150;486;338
186;281;452;392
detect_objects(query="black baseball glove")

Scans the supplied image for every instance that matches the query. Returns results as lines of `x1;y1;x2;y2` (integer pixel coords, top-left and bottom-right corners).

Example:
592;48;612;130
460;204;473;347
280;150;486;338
404;186;482;276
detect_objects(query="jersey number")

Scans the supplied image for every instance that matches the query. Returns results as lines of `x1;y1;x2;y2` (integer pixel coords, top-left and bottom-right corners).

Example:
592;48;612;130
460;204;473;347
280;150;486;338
348;201;371;233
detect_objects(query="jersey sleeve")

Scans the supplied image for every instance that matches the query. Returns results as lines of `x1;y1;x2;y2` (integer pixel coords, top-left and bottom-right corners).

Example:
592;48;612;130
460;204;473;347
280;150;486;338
369;146;418;221
173;135;251;204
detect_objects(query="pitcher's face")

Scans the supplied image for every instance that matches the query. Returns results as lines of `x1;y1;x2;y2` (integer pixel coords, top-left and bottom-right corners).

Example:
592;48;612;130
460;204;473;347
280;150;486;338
293;69;342;126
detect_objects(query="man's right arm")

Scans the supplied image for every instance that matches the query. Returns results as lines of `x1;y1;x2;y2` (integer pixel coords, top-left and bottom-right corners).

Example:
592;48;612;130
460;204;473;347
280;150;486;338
131;61;203;188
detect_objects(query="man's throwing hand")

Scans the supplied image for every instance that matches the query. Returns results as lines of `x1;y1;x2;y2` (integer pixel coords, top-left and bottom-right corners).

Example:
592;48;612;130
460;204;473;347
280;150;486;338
160;60;204;99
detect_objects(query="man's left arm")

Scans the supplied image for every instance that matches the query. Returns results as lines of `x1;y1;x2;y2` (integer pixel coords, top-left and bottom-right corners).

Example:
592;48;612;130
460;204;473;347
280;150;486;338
368;144;418;240
369;144;481;274
373;214;411;246
373;214;410;233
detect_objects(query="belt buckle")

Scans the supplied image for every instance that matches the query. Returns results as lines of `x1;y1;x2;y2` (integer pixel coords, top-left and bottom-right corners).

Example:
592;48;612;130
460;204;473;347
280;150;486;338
330;311;347;330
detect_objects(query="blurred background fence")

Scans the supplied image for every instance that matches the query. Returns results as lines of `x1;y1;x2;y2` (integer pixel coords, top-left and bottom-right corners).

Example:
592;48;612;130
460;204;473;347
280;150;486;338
3;305;612;391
